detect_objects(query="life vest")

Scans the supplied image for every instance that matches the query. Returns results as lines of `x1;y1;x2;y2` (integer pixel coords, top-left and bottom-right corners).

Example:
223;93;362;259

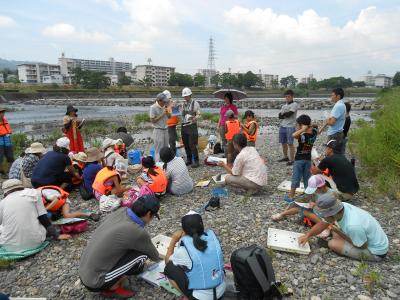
114;143;126;158
244;120;258;142
0;117;12;136
92;167;120;195
71;161;84;185
167;116;178;127
225;119;241;141
181;229;224;290
38;186;69;213
147;166;168;194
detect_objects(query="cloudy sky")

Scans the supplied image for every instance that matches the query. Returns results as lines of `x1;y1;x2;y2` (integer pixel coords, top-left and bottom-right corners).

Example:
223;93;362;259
1;0;399;80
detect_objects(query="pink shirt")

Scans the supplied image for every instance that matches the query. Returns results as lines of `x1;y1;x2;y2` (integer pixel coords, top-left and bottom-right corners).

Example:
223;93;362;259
219;104;239;126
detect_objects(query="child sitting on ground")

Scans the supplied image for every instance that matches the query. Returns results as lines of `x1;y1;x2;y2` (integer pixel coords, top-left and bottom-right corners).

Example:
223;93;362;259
137;156;168;197
71;152;87;186
224;109;241;165
39;186;99;221
284;114;317;203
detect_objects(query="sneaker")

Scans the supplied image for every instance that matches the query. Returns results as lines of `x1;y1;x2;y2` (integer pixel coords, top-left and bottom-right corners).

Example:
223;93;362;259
191;161;200;168
278;157;289;162
102;286;135;299
185;160;192;166
286;161;294;166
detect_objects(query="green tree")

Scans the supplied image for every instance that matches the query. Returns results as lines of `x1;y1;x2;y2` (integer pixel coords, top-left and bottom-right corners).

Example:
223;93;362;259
271;79;279;89
220;73;239;88
280;77;289;88
139;76;154;87
168;72;193;86
353;81;366;88
117;72;132;86
71;67;110;89
0;68;17;82
393;71;400;87
210;74;220;88
308;78;319;90
318;76;352;89
242;71;261;89
280;75;297;88
193;73;206;87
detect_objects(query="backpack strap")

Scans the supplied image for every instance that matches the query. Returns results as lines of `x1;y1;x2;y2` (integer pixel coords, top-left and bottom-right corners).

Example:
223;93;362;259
246;248;276;294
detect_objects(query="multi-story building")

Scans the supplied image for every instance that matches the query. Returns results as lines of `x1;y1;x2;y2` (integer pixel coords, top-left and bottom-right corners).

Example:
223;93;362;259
198;68;217;87
133;64;175;87
42;74;64;84
300;74;314;85
374;74;392;88
362;71;375;87
17;63;61;84
0;73;4;83
257;73;279;89
58;53;132;77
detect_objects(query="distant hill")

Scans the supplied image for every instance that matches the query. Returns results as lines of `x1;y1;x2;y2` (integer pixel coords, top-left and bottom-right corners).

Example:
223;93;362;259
0;58;45;70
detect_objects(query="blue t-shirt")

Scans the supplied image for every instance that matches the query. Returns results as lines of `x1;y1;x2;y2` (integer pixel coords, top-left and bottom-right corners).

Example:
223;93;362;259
82;162;102;194
31;151;71;185
327;100;346;136
337;203;389;255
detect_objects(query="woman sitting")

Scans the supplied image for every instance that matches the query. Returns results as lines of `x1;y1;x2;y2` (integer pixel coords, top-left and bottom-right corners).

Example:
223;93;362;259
38;186;99;221
136;156;167;197
160;147;193;196
218;133;267;195
164;211;226;300
31;137;81;192
102;138;124;168
80;147;103;200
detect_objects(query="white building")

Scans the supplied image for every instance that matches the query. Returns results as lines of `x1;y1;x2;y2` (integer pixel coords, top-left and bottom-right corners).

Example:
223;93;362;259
257;73;279;89
198;68;217;87
105;74;119;86
42;74;64;84
300;74;314;85
374;74;392;88
133;64;175;86
362;71;375;87
0;73;4;83
59;53;132;77
17;63;61;84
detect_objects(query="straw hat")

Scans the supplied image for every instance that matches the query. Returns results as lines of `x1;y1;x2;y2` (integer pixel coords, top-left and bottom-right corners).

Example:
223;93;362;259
102;138;118;150
72;152;88;162
85;147;103;162
25;142;46;154
2;179;24;194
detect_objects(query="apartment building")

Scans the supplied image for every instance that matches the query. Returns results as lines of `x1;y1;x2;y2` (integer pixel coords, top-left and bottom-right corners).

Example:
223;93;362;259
133;65;175;86
17;63;61;84
258;73;279;88
374;74;392;88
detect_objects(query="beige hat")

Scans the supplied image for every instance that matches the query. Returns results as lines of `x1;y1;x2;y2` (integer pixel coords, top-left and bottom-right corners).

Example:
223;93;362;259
85;147;103;162
0;107;6;112
72;152;88;162
26;142;46;154
102;138;118;150
2;179;24;194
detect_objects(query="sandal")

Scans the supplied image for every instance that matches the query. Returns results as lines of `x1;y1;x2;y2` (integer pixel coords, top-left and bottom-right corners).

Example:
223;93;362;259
271;213;285;222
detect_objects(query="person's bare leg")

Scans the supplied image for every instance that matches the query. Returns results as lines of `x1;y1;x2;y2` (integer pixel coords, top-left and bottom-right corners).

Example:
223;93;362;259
282;144;288;159
288;144;295;161
272;207;300;221
328;232;346;254
303;210;321;224
136;177;146;187
61;203;90;218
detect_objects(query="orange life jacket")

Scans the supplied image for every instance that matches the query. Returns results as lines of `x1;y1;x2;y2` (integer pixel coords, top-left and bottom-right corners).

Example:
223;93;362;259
225;119;241;141
38;186;69;213
92;167;120;195
0;117;12;136
71;162;85;185
244;120;258;142
147;166;168;193
115;143;126;157
167;116;178;127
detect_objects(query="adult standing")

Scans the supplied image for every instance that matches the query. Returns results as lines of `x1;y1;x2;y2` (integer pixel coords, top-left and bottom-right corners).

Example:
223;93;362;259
319;88;346;154
218;92;238;157
149;93;170;162
63;104;84;153
164;90;179;154
278;90;299;165
181;87;201;168
0;107;14;177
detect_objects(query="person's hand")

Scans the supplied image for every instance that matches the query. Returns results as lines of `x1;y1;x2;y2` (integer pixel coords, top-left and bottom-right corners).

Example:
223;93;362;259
58;234;72;240
298;235;309;247
172;230;185;242
217;161;225;167
310;165;320;175
301;124;308;131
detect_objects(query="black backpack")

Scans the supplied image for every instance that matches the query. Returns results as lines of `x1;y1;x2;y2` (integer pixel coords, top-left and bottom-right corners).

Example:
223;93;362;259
213;142;223;154
230;245;282;300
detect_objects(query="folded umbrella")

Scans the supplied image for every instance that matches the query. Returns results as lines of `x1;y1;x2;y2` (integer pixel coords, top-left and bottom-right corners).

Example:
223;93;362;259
213;89;247;100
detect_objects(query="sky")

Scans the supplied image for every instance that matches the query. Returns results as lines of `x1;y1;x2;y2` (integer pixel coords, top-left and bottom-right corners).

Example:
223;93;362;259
1;0;399;80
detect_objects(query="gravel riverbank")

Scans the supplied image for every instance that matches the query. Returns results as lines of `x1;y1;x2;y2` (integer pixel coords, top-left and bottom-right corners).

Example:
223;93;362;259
0;124;399;300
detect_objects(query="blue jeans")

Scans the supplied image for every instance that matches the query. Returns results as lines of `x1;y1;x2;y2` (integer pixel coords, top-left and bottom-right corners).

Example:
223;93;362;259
291;160;312;189
279;127;295;144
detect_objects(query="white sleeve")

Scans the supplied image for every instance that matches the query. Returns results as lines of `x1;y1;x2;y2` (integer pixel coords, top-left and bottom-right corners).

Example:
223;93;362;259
171;245;193;269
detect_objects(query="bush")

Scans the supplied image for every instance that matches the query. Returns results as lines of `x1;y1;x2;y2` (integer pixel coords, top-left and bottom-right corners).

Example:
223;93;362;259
11;133;29;156
81;120;117;136
201;112;219;123
134;113;150;125
350;88;400;198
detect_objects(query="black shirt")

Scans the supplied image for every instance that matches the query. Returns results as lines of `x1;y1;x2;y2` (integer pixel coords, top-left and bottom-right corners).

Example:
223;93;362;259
343;116;351;138
295;128;317;161
318;154;359;194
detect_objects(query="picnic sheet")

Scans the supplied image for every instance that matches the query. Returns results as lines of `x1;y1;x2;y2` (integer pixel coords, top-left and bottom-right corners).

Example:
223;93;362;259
0;241;49;261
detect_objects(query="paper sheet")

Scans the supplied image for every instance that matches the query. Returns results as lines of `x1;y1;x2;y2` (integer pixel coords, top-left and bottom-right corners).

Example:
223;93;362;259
277;180;305;194
196;180;211;187
151;235;174;258
206;156;227;164
138;261;167;286
52;218;86;225
267;228;311;255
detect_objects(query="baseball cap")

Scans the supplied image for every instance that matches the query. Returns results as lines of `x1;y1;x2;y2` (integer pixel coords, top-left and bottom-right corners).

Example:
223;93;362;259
313;193;344;218
224;109;234;118
133;195;160;220
156;92;168;102
304;174;326;194
324;139;341;153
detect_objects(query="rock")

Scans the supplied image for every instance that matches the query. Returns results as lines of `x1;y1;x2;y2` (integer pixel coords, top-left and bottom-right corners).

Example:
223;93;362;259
346;274;356;284
310;296;321;300
293;278;299;286
310;254;320;264
387;290;397;298
357;295;372;300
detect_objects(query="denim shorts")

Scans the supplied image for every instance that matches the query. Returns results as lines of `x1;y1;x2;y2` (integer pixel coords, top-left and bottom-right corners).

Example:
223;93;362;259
279;127;295;145
291;160;312;189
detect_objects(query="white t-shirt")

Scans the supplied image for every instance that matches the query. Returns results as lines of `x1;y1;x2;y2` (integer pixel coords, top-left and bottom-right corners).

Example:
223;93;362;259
171;243;226;300
280;101;299;127
0;189;47;252
232;146;268;186
104;149;123;168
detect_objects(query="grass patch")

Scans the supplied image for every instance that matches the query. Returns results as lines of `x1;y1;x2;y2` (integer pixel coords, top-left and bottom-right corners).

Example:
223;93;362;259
80;120;117;136
350;87;400;198
0;259;15;269
11;132;30;156
134;113;150;125
201;112;219;123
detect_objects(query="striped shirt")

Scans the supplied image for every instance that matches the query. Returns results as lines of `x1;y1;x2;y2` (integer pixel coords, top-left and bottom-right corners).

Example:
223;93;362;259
164;157;193;195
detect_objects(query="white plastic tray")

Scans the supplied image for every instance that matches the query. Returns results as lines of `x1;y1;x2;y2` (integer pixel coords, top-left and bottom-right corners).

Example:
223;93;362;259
267;227;311;255
206;156;227;164
277;180;305;194
152;234;174;258
212;174;229;185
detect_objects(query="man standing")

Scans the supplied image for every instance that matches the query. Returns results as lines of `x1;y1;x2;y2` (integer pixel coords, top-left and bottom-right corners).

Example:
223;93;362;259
0;107;14;177
164;90;178;154
181;87;201;168
278;90;298;165
149;93;170;162
320;88;346;154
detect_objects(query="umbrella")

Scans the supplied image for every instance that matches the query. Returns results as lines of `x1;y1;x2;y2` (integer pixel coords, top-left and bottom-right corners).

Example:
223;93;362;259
213;89;247;100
